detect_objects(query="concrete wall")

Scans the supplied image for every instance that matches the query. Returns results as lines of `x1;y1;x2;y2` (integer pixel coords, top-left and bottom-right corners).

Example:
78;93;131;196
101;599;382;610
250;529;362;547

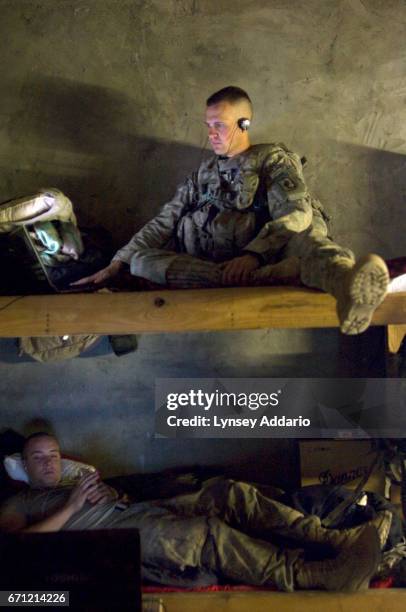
0;1;405;482
0;329;341;486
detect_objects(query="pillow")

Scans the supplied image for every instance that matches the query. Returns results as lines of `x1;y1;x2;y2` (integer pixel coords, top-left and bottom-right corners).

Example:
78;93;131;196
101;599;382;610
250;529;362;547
4;453;96;484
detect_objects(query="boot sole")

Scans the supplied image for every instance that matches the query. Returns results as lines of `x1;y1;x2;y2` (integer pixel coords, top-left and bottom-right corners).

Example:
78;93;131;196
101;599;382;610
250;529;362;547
339;255;389;335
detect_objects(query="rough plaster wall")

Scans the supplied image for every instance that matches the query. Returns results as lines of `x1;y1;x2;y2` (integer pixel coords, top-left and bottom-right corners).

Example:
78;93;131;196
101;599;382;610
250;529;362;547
0;0;404;252
0;0;405;479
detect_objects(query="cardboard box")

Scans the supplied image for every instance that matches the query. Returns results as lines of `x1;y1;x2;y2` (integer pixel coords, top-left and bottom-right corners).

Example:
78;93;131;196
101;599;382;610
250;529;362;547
300;440;385;495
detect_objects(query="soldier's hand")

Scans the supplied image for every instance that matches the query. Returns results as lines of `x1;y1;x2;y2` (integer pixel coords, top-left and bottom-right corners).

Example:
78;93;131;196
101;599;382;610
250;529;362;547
87;482;118;505
66;472;101;513
221;254;260;286
70;260;123;287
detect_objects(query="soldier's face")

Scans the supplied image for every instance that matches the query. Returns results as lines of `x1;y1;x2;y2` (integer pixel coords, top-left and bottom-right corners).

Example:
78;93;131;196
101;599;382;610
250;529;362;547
205;102;248;157
23;436;62;488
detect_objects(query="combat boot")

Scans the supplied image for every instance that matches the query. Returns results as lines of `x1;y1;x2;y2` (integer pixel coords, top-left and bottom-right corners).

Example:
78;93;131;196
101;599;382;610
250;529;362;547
295;525;380;591
331;254;389;335
321;510;392;551
287;509;391;551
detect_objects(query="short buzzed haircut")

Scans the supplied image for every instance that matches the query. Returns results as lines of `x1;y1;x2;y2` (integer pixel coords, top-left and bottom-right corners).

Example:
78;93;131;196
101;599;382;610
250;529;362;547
206;86;252;109
22;431;58;459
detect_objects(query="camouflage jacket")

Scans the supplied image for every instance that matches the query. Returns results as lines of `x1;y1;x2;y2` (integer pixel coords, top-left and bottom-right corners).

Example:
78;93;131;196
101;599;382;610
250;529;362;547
113;143;327;266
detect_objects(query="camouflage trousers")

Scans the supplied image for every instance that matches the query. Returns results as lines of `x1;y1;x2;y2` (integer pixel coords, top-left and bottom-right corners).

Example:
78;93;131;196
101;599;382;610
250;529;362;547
107;477;333;591
129;226;355;294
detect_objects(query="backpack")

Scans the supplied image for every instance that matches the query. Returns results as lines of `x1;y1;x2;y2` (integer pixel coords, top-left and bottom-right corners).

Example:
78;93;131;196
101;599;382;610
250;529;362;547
0;188;110;294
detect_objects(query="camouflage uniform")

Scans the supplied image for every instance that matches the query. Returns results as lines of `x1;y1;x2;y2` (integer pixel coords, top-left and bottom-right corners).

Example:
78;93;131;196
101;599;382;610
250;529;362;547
102;477;384;590
0;476;381;590
113;143;354;292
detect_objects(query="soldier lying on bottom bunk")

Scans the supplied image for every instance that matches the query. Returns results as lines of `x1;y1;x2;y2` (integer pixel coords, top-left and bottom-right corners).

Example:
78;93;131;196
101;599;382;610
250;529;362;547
0;432;397;592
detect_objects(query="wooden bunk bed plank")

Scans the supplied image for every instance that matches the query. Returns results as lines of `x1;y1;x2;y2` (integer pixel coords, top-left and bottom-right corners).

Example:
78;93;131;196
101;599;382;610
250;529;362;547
153;589;406;612
387;324;406;354
0;289;405;337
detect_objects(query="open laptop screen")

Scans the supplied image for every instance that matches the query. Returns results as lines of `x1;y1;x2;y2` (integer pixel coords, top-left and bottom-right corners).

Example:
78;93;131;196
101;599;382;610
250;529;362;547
0;528;141;611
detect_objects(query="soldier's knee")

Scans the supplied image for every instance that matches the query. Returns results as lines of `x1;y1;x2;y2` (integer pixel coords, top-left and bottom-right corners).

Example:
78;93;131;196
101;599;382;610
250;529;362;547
207;515;225;534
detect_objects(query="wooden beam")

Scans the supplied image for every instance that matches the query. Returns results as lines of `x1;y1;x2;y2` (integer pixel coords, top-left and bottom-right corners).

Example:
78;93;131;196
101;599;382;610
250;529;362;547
151;590;406;612
0;289;405;337
387;324;406;354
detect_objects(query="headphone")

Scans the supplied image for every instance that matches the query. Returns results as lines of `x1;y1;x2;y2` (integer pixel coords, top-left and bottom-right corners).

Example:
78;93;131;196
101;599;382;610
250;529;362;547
237;117;251;131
